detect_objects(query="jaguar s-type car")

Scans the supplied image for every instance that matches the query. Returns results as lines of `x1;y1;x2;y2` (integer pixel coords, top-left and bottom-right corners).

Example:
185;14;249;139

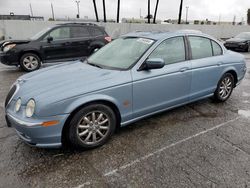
5;31;247;149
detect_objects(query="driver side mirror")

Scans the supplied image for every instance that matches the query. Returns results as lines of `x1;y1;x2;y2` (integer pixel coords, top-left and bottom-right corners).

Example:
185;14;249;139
47;36;53;43
139;58;165;71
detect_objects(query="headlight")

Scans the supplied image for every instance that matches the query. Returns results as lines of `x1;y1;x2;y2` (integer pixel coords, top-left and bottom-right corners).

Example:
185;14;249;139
25;99;36;118
15;98;22;112
3;44;16;52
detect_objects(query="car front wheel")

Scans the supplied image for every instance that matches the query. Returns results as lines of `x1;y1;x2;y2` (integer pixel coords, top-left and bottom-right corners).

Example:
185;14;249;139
20;53;41;72
213;73;234;102
68;104;117;149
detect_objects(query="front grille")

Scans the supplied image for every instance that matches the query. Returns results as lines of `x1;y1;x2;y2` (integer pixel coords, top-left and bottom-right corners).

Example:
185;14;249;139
5;84;17;107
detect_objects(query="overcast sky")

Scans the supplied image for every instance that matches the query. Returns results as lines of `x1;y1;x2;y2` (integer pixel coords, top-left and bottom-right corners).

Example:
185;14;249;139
0;0;249;22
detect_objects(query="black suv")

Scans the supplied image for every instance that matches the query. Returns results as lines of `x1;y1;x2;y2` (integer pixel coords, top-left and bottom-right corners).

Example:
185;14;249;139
0;23;111;71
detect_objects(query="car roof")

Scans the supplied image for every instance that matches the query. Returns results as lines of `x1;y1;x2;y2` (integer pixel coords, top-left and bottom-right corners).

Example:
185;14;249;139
56;22;99;27
122;30;212;41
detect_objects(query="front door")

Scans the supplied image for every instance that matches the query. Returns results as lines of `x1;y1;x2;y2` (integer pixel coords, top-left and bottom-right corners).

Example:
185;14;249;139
132;36;192;118
41;26;73;61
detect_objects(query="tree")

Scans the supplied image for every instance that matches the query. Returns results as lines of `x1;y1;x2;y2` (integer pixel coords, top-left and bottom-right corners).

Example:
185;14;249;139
248;9;250;25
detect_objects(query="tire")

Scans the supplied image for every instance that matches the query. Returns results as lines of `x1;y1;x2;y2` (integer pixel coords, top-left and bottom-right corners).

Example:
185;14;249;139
20;53;41;72
213;73;234;102
68;104;117;149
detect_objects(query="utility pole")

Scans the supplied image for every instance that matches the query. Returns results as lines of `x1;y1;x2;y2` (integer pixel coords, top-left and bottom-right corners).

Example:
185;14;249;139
218;14;221;25
75;1;80;18
153;0;159;24
117;0;120;23
185;6;189;24
233;15;236;25
178;0;183;24
29;3;34;17
51;3;55;20
103;0;106;22
148;0;150;24
93;0;99;22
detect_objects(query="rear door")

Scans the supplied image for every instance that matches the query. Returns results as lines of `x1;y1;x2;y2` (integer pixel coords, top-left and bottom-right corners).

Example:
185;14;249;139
70;26;93;58
188;36;224;100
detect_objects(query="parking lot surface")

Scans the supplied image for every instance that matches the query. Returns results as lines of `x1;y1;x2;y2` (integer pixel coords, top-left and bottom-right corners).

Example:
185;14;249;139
0;53;250;188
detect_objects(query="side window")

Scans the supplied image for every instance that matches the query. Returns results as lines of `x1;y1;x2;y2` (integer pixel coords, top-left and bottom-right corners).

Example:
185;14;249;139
148;37;186;65
189;36;213;59
88;27;104;36
211;40;222;56
71;26;90;38
46;27;70;40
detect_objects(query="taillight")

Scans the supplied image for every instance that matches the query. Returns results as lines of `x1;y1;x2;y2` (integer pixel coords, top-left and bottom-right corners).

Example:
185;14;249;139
104;36;112;43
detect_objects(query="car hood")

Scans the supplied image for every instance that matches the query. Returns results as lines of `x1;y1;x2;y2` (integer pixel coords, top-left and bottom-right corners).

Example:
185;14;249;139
0;39;31;47
15;61;131;103
226;38;248;43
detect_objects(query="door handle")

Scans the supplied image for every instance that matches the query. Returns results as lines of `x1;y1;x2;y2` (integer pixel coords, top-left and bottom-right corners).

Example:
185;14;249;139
179;67;189;72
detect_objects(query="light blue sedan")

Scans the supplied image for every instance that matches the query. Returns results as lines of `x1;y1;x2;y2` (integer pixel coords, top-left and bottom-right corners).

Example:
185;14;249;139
5;31;247;149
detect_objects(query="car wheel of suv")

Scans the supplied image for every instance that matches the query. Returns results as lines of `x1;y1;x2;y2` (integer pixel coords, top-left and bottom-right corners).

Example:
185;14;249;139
20;53;41;72
213;73;234;102
68;104;117;149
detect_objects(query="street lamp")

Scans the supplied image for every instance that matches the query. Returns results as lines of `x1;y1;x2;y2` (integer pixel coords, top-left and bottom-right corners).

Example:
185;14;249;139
75;1;80;18
185;6;189;24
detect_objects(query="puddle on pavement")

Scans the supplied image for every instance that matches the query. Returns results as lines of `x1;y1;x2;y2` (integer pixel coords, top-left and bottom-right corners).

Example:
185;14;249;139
238;110;250;118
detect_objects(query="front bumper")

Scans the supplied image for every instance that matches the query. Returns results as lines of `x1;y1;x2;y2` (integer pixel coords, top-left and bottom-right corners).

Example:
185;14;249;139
0;51;19;65
6;112;69;148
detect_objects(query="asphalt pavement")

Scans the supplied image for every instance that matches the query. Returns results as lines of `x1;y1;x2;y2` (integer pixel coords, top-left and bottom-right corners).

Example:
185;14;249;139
0;53;250;188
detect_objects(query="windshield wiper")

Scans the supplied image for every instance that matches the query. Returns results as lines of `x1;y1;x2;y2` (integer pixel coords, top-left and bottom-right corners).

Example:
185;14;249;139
85;59;103;69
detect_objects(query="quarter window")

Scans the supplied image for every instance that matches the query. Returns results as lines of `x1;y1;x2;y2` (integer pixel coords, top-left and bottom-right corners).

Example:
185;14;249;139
88;27;104;36
71;26;90;38
46;27;70;40
149;37;186;64
211;41;222;56
189;36;213;59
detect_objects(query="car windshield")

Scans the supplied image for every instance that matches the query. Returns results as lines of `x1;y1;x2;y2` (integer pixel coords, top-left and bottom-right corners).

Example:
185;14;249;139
235;33;250;40
87;37;155;70
30;27;51;40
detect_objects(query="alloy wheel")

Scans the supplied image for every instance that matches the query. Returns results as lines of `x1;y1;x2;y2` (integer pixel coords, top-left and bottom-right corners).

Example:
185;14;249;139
219;76;233;100
77;111;110;145
23;56;39;70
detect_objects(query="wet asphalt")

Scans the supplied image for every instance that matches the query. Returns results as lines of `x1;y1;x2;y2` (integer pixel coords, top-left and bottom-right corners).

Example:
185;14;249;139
0;53;250;188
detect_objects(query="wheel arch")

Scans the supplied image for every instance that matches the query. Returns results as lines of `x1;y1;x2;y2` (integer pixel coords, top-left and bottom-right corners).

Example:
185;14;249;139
221;67;238;87
61;99;121;146
19;50;43;63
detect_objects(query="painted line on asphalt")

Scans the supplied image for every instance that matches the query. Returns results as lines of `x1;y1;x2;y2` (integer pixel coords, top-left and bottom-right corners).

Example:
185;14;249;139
103;117;240;177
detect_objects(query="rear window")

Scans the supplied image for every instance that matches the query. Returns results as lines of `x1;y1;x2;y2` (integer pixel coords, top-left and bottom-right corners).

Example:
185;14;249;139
88;27;105;36
71;26;90;38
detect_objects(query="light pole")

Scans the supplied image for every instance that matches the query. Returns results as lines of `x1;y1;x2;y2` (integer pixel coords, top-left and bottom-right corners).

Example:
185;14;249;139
51;3;55;20
185;6;189;24
178;0;183;24
75;1;80;19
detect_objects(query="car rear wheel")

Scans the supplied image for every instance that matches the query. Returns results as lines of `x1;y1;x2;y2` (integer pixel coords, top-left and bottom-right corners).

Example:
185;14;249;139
213;73;234;102
20;53;41;72
68;104;117;149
